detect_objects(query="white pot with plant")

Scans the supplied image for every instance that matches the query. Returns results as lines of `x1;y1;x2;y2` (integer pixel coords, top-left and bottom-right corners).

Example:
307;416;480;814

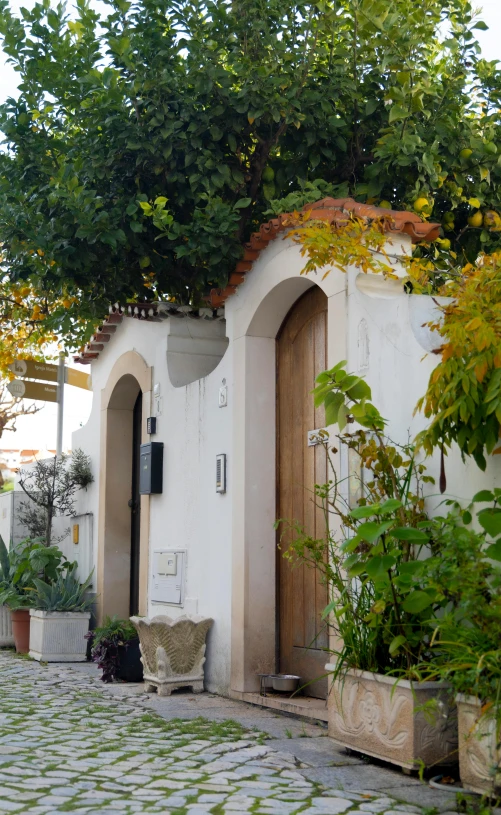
29;565;94;662
278;361;458;771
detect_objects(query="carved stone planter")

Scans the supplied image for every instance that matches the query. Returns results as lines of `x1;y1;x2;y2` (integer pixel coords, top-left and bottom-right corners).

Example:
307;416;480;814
326;665;457;771
457;694;501;795
0;604;14;647
130;615;213;696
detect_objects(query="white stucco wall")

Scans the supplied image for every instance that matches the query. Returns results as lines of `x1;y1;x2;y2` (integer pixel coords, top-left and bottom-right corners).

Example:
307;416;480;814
72;231;501;696
72;317;232;693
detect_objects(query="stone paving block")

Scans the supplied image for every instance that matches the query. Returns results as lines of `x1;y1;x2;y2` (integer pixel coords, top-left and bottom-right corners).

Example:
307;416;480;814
301;765;423;792
267;738;365;768
0;651;463;815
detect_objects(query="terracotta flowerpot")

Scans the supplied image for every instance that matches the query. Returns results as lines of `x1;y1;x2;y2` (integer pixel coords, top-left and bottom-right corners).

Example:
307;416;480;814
11;609;30;653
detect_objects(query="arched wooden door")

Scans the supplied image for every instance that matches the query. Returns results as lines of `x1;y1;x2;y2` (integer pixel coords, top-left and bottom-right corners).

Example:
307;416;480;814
277;286;329;699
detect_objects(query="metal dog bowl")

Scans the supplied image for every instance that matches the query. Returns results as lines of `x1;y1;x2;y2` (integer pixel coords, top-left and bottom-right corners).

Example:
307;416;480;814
272;674;300;693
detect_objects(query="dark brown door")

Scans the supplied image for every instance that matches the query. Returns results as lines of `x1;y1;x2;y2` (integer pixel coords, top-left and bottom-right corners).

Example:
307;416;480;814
129;391;142;616
277;286;329;699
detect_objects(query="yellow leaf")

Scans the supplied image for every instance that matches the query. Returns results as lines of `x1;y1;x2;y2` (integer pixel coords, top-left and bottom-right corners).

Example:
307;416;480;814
468;197;481;208
466;317;482;331
247;115;255;124
475;360;488;382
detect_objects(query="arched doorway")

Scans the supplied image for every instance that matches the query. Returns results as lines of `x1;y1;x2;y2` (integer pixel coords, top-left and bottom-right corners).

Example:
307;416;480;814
97;352;152;623
276;286;329;699
129;391;143;616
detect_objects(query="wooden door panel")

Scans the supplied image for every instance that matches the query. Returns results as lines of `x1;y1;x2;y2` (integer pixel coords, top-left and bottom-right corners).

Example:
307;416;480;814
277;286;328;699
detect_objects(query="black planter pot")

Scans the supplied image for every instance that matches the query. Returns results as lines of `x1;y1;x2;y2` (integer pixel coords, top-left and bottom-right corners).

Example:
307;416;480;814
116;638;143;682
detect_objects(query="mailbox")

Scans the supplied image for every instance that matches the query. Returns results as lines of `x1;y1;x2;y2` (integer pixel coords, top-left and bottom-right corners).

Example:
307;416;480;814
139;442;164;495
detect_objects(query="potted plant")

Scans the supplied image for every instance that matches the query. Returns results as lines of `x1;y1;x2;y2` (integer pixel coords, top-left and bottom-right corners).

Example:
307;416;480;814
420;494;501;795
278;362;458;771
89;616;143;682
0;535;69;653
29;564;94;661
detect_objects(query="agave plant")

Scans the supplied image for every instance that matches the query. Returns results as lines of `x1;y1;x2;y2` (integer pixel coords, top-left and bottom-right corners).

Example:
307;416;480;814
32;564;94;612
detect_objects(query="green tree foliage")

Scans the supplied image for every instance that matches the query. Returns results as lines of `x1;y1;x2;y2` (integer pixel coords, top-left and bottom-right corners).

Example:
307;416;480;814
0;0;499;353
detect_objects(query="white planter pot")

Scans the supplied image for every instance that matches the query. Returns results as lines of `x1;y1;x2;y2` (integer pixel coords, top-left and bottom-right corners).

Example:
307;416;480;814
457;693;501;795
29;609;90;662
0;604;14;647
326;665;457;771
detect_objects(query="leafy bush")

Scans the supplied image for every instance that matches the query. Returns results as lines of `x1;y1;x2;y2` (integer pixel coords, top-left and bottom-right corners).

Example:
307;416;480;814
0;535;70;609
419;493;501;710
89;616;139;683
277;361;501;689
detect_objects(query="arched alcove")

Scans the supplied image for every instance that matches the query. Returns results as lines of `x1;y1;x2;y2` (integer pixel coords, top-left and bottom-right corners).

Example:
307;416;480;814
231;278;336;696
97;351;152;622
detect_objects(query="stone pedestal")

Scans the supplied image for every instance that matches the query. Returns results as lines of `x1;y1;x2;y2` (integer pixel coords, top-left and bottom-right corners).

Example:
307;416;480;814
130;614;213;696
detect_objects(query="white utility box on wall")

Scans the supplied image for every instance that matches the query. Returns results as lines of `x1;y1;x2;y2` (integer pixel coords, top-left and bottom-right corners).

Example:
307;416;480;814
151;549;186;605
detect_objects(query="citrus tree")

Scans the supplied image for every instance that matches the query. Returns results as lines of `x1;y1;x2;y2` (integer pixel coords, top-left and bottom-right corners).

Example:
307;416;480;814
0;0;498;369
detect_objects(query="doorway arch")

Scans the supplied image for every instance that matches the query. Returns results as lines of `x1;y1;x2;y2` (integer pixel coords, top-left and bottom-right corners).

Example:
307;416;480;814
231;278;334;694
97;351;152;622
276;286;329;698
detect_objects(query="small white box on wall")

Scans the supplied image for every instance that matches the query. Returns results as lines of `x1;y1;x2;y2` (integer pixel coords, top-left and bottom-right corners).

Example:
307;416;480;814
151;549;186;605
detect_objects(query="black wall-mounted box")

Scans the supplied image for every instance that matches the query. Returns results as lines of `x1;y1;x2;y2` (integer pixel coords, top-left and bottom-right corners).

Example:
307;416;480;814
139;442;164;495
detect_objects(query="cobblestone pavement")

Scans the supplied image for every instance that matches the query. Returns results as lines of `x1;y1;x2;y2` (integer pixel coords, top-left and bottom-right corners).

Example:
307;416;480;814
0;652;461;815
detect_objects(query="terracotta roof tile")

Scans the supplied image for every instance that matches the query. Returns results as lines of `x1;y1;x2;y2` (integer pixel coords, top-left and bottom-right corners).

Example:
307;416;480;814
73;301;224;365
74;199;440;365
208;197;440;307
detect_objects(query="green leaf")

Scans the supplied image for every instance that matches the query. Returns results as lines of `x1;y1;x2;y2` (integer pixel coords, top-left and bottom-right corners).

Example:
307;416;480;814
391;527;429;541
389;635;407;655
389;105;409;122
324;392;345;425
379;499;403;514
337;402;348;430
357;521;393;543
478;508;501;538
350;505;380;519
485;541;501;562
234;198;251;209
365;554;396;577
472;490;494;502
402;591;434;614
346;379;372;400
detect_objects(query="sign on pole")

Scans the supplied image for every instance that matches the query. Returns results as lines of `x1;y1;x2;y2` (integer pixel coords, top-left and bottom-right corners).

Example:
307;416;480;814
9;360;91;391
65;368;92;391
9;359;58;382
8;356;92;457
7;380;58;403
